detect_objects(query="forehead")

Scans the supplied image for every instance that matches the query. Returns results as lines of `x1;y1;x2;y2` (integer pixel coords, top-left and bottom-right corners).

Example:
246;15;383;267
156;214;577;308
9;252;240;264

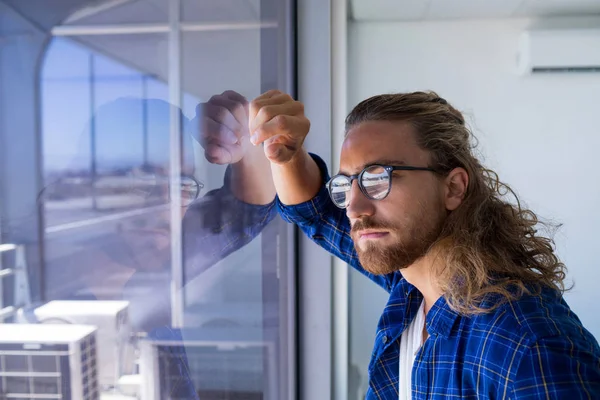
340;120;430;173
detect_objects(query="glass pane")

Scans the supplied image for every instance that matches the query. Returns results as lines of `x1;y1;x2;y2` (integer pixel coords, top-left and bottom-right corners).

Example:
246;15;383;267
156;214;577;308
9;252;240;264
181;0;260;23
0;1;294;399
61;0;168;26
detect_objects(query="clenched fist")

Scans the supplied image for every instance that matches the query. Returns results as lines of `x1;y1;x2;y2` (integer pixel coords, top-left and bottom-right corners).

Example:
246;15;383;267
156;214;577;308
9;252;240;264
193;90;251;165
249;90;310;165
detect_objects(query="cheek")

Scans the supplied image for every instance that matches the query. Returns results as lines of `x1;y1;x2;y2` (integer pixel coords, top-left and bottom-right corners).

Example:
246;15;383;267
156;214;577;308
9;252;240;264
381;185;442;226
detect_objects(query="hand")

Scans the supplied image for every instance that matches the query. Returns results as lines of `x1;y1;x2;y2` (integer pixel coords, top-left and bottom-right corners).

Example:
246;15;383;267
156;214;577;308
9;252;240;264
249;90;310;165
193;90;251;165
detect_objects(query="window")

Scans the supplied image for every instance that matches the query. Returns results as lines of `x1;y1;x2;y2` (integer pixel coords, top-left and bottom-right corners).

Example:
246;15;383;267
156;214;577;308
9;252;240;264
0;0;295;398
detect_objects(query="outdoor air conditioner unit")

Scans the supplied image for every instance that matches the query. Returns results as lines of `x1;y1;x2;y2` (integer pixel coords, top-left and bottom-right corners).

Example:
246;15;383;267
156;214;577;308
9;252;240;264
25;301;135;391
0;324;99;400
139;327;277;400
516;28;600;74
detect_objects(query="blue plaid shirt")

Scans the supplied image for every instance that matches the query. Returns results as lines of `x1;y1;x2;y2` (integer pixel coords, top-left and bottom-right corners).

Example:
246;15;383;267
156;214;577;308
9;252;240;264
277;153;600;399
137;169;278;399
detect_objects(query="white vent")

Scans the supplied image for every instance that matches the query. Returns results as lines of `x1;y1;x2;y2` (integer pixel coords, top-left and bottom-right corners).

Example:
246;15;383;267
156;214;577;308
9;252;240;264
28;301;134;391
517;28;600;74
0;324;99;400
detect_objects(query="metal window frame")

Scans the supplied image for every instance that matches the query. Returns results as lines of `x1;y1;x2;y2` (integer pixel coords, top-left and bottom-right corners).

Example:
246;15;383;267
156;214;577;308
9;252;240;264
296;0;349;398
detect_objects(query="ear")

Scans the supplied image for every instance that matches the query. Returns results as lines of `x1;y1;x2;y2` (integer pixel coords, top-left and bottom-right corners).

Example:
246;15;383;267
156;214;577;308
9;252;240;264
443;167;468;211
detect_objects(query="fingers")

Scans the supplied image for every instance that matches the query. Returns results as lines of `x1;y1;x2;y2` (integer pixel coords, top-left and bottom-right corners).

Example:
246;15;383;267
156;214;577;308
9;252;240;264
221;90;248;105
194;91;249;145
251;114;309;147
249;101;304;135
201;117;238;146
248;90;310;163
263;142;296;164
203;139;246;165
209;92;248;129
204;143;233;165
249;91;294;123
253;89;283;102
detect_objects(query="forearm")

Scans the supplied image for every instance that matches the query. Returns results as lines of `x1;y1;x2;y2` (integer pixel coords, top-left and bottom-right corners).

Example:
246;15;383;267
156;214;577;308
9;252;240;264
183;190;276;281
229;144;276;205
270;147;322;205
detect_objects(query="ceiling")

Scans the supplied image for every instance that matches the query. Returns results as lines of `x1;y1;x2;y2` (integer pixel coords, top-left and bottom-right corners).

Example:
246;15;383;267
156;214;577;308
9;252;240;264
350;0;600;21
1;0;268;100
1;0;260;28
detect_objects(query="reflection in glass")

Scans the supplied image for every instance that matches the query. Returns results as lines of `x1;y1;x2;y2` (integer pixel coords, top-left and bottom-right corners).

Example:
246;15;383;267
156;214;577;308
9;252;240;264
0;0;292;398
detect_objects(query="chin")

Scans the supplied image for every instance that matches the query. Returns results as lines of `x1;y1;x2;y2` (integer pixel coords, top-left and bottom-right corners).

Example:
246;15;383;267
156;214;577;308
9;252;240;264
356;245;420;276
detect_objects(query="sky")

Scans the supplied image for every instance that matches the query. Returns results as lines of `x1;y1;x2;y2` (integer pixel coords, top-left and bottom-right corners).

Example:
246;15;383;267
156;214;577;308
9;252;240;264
42;38;200;172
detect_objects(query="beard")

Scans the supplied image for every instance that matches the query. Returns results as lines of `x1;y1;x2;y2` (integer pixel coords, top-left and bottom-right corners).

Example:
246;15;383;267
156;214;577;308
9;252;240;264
351;211;446;275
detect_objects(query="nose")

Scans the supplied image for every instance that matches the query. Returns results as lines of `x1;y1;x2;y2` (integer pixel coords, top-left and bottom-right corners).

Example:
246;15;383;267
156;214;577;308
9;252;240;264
346;179;375;220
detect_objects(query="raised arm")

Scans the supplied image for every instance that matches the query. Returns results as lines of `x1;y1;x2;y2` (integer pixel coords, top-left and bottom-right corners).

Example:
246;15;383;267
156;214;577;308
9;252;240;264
248;90;321;205
182;90;278;281
248;90;392;291
194;90;275;205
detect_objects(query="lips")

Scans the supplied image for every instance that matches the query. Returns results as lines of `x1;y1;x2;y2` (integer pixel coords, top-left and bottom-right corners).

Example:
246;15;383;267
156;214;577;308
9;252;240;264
357;231;389;240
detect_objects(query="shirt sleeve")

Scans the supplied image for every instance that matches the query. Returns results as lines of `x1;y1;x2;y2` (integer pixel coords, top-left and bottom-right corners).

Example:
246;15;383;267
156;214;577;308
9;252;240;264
509;335;600;399
276;153;392;292
182;165;277;283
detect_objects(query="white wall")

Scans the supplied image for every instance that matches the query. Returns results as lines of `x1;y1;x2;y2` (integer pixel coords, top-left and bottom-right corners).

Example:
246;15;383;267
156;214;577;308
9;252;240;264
347;16;600;397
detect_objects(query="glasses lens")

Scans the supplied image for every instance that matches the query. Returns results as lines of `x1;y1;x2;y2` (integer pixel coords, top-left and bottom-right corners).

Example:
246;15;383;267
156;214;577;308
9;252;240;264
180;176;200;206
361;165;390;200
328;175;352;208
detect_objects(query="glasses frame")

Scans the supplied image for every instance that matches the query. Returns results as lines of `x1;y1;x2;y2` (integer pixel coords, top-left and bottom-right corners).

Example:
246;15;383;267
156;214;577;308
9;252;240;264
129;173;204;207
326;164;438;209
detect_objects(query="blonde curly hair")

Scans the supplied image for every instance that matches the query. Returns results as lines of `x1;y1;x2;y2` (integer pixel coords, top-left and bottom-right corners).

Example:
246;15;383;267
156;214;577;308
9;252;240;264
346;91;568;315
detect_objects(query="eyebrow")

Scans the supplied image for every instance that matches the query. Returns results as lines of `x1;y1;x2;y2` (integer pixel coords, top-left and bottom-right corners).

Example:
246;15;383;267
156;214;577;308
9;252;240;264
337;159;407;176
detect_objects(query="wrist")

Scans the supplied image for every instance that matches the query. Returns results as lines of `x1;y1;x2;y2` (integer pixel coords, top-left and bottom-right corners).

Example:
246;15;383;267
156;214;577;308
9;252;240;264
231;144;269;174
228;144;276;204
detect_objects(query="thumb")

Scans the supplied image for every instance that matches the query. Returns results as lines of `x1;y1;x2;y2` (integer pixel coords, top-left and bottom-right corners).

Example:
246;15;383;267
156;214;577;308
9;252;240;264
204;144;233;165
263;138;295;164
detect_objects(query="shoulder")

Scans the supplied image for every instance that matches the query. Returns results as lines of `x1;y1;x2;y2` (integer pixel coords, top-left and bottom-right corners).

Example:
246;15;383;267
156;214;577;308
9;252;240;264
457;289;599;392
464;287;598;360
499;287;586;340
467;287;579;338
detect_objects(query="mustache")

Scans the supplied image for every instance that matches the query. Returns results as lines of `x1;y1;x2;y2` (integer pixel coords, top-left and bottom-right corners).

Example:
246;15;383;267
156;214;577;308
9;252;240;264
351;218;396;235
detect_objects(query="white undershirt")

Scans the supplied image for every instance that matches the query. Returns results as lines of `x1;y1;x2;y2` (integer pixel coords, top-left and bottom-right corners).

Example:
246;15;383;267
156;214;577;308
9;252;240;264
399;300;426;400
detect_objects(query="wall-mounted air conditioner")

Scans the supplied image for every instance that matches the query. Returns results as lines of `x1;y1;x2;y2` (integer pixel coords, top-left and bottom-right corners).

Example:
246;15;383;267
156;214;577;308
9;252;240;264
0;324;99;400
20;301;135;391
517;28;600;74
139;327;277;400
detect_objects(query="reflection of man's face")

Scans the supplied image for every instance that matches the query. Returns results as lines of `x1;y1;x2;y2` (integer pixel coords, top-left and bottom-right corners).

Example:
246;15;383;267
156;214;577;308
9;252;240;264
117;165;199;271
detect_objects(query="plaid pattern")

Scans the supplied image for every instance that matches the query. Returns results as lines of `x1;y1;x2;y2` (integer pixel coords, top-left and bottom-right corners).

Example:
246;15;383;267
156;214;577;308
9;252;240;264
153;173;278;398
183;165;277;281
277;153;600;399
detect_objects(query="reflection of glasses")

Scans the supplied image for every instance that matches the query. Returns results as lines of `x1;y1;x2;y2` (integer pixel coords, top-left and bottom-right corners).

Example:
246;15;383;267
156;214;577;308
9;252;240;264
130;174;204;206
327;164;437;209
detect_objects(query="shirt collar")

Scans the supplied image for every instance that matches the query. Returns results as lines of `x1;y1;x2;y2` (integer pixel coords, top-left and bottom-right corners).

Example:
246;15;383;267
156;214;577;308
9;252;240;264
391;274;460;339
425;295;460;338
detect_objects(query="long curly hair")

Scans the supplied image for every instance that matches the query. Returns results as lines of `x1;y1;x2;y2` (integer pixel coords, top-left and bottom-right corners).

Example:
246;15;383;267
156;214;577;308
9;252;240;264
345;91;568;315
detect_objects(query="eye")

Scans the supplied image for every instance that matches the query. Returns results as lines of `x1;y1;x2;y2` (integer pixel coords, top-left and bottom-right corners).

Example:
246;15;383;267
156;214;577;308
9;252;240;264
390;172;403;180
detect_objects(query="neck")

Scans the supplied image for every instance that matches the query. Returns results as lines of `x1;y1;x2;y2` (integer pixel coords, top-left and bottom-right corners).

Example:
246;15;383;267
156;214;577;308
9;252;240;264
401;253;444;315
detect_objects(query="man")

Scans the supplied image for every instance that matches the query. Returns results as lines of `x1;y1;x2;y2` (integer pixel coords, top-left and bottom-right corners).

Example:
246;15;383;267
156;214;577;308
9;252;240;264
249;90;600;398
87;92;276;399
116;91;276;332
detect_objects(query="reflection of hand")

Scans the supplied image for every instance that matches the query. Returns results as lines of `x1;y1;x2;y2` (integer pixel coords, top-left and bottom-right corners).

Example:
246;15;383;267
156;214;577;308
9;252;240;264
249;90;310;165
194;90;250;165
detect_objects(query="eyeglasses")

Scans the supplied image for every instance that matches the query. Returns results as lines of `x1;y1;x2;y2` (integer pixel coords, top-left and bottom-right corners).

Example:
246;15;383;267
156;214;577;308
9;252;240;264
129;174;204;207
327;164;437;209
